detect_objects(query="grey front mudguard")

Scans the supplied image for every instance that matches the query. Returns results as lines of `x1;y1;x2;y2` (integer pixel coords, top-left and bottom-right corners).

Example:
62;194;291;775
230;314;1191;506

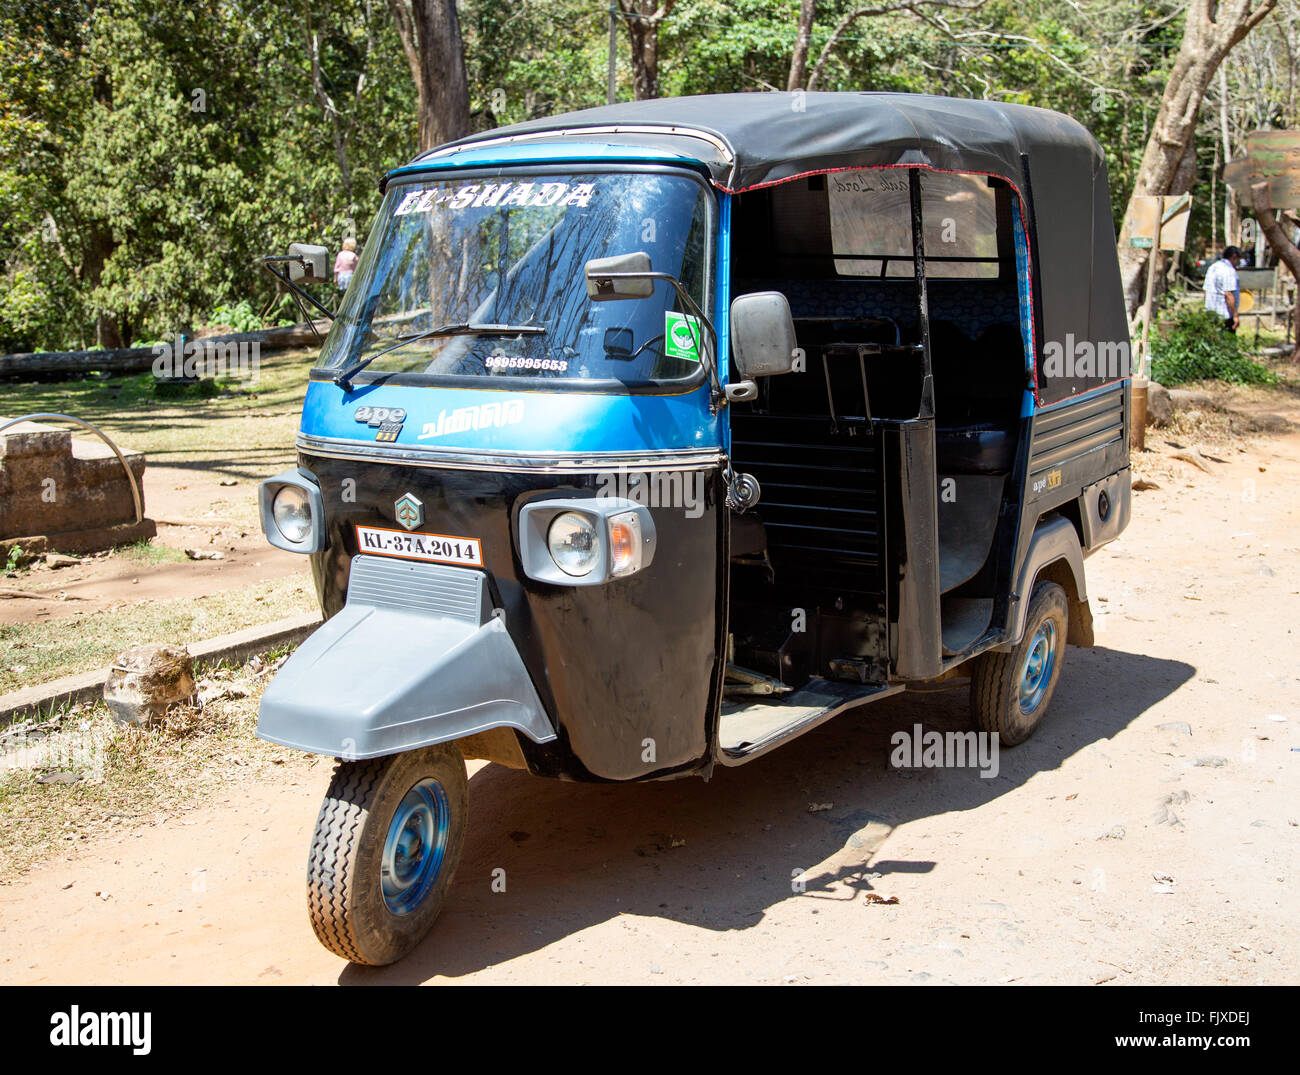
257;555;556;760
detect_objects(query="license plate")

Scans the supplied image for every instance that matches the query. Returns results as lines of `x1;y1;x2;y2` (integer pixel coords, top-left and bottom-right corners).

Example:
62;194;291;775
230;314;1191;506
355;524;484;567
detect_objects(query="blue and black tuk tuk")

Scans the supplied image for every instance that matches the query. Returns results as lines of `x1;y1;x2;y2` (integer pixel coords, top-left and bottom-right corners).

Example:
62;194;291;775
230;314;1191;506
256;92;1132;964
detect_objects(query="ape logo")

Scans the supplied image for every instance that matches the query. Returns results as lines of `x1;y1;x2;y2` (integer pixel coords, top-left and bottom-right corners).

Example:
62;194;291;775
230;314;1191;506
394;493;424;531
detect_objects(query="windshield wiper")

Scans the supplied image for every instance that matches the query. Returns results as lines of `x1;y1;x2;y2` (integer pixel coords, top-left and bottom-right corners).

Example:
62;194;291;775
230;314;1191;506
332;322;546;390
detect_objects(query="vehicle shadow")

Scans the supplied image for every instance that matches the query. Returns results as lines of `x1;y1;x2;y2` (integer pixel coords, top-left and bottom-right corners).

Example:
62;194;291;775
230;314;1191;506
340;644;1194;984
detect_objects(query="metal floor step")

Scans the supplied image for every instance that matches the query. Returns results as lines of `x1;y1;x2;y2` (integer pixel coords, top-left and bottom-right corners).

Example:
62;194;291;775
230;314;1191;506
717;678;903;765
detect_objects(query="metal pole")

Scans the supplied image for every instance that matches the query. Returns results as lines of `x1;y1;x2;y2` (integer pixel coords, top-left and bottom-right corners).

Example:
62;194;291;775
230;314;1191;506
908;169;935;418
607;6;618;105
1139;243;1159;378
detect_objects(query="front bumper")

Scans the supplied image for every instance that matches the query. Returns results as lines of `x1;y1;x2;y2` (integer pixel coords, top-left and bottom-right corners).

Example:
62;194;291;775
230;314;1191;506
257;555;556;759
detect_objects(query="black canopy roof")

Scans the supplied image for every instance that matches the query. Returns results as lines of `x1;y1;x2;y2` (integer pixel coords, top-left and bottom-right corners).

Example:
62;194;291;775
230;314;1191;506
423;93;1128;403
428;92;1103;195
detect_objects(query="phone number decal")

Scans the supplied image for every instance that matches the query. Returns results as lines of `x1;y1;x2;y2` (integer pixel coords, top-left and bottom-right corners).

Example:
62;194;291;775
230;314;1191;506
355;525;483;567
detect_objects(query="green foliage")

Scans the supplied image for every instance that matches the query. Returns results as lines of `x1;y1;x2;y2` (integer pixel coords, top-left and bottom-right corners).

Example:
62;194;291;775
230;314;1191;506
1150;306;1278;386
0;0;1277;353
204;300;269;334
0;0;414;353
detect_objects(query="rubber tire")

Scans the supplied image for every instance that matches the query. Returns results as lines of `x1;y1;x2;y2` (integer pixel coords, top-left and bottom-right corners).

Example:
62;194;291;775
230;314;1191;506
970;581;1068;747
307;743;468;966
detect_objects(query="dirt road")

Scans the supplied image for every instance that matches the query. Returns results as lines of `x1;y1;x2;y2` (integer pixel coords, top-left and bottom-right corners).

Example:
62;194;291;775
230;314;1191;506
2;421;1297;986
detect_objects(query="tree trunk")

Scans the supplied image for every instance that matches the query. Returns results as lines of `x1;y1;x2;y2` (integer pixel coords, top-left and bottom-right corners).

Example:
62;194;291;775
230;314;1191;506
1117;0;1278;319
303;22;354;205
82;229;122;350
387;0;470;151
1251;181;1300;361
617;1;674;100
788;0;817;91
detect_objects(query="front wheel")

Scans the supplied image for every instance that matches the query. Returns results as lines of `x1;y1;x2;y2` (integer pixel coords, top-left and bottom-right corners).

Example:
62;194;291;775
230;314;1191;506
307;743;468;965
970;581;1068;746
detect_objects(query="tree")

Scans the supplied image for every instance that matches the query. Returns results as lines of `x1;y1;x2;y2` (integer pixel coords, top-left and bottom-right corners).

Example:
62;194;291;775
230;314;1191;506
795;0;990;91
616;1;677;99
387;0;471;149
1117;0;1278;318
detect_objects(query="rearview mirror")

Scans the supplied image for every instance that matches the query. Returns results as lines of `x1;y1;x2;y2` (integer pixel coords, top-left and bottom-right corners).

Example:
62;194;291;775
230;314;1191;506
603;327;635;359
287;243;330;285
585;252;655;301
729;292;798;378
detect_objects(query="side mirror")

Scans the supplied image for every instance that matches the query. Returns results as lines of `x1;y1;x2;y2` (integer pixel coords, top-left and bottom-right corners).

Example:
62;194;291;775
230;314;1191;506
287;243;330;285
585;252;655;300
729;292;798;378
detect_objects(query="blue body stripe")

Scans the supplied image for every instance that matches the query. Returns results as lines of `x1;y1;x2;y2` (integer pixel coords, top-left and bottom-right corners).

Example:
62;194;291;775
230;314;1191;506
302;378;720;454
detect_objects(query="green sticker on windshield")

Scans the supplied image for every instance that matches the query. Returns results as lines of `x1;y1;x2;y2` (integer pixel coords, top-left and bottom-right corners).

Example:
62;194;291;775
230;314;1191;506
664;312;701;362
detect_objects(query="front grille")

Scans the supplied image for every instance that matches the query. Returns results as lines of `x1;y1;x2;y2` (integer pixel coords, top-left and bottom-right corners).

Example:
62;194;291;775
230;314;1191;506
346;554;487;623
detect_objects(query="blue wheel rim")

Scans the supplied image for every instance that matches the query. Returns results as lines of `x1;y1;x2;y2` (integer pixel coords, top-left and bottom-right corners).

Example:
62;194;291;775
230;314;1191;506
381;777;450;916
1018;620;1057;715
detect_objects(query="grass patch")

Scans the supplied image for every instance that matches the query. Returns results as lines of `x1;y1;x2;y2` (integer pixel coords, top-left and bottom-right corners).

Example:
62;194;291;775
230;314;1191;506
111;539;188;566
1;347;317;480
0;574;317;693
0;656;320;879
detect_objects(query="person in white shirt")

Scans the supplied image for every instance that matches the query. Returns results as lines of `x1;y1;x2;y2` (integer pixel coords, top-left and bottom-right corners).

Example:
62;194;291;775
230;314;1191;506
1203;246;1242;332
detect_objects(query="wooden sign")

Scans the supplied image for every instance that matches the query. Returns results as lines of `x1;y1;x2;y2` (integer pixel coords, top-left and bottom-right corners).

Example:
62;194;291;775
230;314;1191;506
1223;131;1300;209
1123;194;1191;250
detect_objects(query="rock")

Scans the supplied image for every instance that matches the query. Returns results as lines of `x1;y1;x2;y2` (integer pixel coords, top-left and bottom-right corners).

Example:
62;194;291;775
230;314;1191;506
1146;381;1173;425
183;548;223;560
1132;478;1161;491
1246;412;1289;433
1157;721;1192;737
103;643;195;725
44;553;80;569
1097;824;1126;840
1194;755;1228;768
1168;388;1215;412
1154;789;1191;828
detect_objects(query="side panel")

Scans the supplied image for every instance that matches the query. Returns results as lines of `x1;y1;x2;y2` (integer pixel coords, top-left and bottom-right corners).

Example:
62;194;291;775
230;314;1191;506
1024;382;1128;517
1000;381;1129;645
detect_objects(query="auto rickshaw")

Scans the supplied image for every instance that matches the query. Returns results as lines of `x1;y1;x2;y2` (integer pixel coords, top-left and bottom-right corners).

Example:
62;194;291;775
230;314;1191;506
256;92;1132;965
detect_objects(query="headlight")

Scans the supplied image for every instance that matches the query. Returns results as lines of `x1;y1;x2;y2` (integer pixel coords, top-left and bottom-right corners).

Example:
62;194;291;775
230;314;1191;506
547;512;599;576
518;498;656;586
272;485;313;544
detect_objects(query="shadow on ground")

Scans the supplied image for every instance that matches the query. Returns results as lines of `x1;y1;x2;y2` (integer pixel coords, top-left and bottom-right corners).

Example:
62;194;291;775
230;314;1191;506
341;644;1194;983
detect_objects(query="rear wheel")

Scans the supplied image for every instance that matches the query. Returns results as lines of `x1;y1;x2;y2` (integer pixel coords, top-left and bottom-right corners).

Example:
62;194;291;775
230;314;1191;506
307;743;468;965
971;581;1068;746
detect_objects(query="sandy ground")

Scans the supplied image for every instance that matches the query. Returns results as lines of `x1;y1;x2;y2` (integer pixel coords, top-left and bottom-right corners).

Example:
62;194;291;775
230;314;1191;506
1;418;1298;986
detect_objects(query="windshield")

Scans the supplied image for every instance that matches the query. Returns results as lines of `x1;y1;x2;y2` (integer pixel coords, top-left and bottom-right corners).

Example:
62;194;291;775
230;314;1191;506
316;171;712;388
